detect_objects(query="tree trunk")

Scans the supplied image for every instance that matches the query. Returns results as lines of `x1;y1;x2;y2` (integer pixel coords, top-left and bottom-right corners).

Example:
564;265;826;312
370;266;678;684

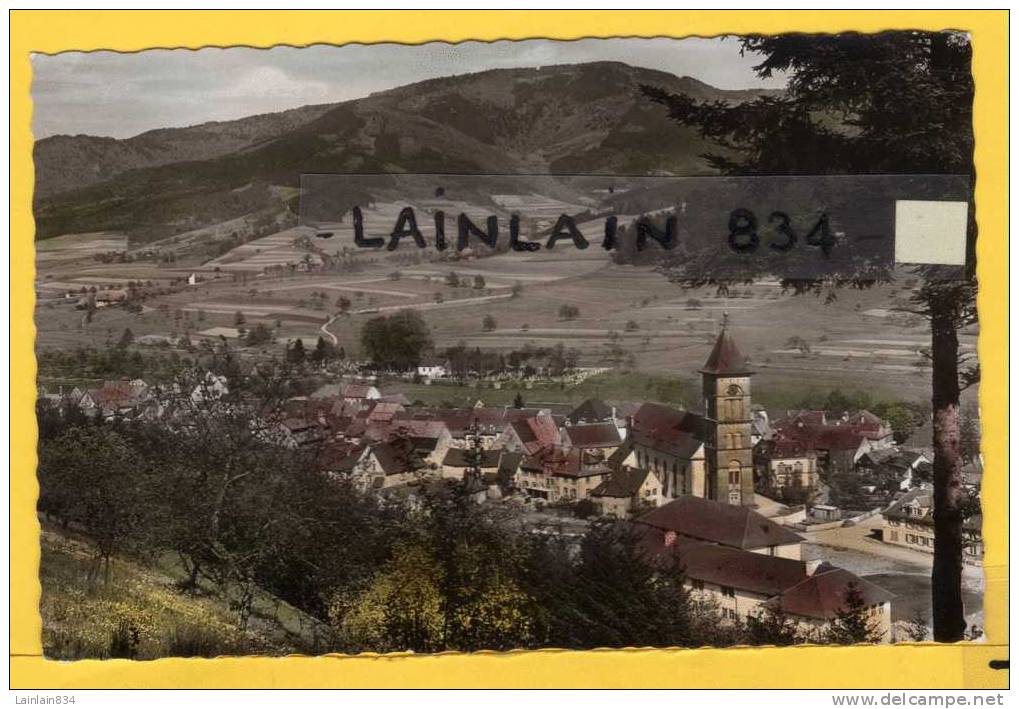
929;291;967;642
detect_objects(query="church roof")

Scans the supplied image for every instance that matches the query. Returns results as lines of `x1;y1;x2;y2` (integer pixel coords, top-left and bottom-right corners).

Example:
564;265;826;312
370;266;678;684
700;326;753;376
636;496;803;551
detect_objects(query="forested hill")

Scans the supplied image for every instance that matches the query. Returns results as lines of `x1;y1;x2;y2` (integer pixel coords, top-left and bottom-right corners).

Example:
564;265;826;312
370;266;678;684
33;62;777;242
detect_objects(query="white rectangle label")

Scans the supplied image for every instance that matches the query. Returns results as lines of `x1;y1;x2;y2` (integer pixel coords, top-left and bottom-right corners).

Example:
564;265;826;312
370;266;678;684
895;199;968;266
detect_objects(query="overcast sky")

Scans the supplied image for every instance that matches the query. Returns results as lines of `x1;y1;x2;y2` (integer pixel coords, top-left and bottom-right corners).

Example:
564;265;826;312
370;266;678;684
32;37;786;140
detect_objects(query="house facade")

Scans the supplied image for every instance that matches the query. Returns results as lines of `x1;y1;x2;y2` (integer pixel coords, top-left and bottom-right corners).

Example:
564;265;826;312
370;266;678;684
639;530;893;642
881;486;984;565
514;448;612;503
590;467;662;517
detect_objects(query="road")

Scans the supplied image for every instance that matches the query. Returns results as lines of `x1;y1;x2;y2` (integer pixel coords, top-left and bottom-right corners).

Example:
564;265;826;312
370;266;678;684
801;520;984;629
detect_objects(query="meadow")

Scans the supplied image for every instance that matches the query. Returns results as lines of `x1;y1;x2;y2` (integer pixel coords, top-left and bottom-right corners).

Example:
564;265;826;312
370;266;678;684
34;197;978;406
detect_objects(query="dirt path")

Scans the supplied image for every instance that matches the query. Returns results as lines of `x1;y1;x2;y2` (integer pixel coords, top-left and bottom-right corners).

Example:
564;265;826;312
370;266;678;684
352;293;512;315
319;312;340;346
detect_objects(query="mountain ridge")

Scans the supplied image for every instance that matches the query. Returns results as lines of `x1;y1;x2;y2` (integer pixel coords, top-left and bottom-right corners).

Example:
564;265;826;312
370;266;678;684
33;61;778;242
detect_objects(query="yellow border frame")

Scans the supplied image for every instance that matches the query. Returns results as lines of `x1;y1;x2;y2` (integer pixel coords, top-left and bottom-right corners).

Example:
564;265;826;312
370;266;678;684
10;9;1008;689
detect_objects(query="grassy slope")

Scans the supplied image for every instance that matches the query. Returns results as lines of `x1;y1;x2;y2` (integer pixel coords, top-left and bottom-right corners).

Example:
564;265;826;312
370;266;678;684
40;524;330;659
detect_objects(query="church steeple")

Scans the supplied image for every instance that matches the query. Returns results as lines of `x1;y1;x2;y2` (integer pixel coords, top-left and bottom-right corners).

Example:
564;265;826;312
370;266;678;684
700;313;754;376
701;315;755;506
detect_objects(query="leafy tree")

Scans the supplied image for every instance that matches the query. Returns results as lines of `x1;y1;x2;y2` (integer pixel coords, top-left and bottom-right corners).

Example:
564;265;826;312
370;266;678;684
510;282;523;298
527;521;694;649
233;311;246;327
785;336;811;356
473;274;486;289
243;322;273;347
311;336;336;364
513;392;525;409
643;32;976;641
334;542;445;653
905;609;930;642
335;295;351;313
744;606;803;646
38;427;151;582
116;328;134;349
360;310;433;372
286;338;306;365
558;304;580;321
872;400;927;443
823;388;872;416
482;314;497;332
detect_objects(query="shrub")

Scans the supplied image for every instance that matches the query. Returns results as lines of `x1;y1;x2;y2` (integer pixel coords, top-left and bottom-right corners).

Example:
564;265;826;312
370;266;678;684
163;623;232;658
108;620;140;659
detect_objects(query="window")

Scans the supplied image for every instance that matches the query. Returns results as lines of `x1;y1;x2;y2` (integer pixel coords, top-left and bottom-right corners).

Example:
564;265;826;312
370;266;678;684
721;586;735;598
728;462;741;485
723;608;738;621
691;580;704;591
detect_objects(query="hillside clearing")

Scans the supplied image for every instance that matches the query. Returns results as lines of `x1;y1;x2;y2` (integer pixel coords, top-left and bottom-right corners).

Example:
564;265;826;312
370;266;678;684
40;524;329;659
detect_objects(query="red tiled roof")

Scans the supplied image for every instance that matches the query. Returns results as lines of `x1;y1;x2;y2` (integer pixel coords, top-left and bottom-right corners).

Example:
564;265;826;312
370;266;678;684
772;408;891;453
521;447;612;479
630;403;705;459
636;496;804;551
511;413;561;455
566;398;614;424
564;422;621;449
365;401;405;423
680;543;809;598
315;441;367;473
87;381;148;408
342;383;376;399
634;525;893;619
371;438;426;476
591;467;652;498
442;447;503;468
764;438;816;459
769;565;895;619
402;406;545;436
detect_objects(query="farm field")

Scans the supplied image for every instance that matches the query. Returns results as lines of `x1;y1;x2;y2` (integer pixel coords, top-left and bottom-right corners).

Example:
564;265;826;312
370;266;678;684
35;207;977;407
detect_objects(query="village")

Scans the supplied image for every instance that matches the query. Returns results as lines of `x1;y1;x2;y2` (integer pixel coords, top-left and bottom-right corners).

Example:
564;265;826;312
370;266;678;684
39;318;985;643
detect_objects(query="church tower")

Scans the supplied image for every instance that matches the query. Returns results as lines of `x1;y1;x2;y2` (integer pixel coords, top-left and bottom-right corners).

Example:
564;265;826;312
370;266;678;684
699;315;755;506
